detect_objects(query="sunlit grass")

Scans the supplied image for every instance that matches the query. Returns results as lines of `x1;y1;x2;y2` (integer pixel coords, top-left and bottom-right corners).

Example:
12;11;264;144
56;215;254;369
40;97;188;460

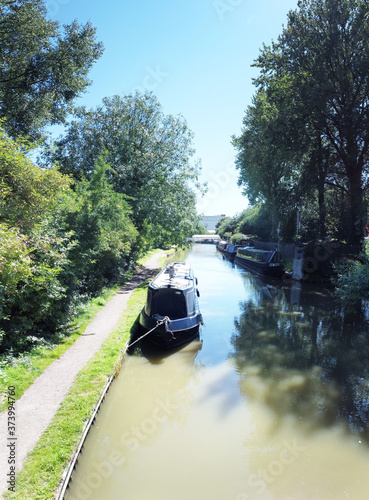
136;247;162;266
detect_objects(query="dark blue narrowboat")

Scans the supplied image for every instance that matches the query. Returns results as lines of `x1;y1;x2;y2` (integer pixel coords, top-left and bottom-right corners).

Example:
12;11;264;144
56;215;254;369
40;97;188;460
139;262;203;349
217;240;228;252
235;247;285;278
224;243;242;262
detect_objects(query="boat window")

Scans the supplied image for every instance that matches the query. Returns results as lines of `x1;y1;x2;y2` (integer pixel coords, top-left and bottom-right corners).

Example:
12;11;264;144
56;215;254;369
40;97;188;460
150;289;187;319
269;252;279;263
186;289;195;315
145;289;153;315
262;251;274;263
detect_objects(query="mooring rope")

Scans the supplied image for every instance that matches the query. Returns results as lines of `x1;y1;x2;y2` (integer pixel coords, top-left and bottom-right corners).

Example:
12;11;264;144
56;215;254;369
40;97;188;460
127;316;172;348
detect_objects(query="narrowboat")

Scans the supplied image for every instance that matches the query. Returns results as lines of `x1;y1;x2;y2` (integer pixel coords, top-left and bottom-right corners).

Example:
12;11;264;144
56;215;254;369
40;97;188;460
224;243;241;262
139;262;203;349
217;240;228;252
235;247;285;277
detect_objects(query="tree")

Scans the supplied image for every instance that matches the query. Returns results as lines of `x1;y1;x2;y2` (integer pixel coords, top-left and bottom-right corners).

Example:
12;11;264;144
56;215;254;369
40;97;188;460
46;92;203;248
0;127;137;351
232;90;302;240
238;205;272;241
0;126;74;350
63;156;138;294
254;0;369;247
216;216;238;239
0;0;103;139
0;122;71;229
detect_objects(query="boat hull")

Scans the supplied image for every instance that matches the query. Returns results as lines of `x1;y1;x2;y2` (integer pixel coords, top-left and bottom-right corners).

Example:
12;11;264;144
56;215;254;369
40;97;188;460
224;251;237;261
235;254;285;277
138;311;202;349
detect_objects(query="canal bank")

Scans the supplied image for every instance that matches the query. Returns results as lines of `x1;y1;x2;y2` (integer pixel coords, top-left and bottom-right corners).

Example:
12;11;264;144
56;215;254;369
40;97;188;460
0;251;166;499
62;244;369;500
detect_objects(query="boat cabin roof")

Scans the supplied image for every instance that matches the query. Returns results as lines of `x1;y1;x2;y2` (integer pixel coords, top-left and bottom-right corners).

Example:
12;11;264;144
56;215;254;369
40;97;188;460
149;262;194;291
237;246;277;263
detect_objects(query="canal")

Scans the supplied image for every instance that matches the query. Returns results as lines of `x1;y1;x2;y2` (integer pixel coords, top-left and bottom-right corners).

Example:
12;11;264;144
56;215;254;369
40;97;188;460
65;244;369;500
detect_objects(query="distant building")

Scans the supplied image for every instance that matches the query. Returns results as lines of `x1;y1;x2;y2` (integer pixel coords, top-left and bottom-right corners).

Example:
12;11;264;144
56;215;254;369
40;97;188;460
200;214;226;232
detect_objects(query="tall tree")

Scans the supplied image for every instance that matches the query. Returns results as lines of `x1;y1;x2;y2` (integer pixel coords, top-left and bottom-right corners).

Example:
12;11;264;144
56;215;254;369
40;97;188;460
232;89;302;240
0;0;103;139
47;92;203;248
254;0;369;247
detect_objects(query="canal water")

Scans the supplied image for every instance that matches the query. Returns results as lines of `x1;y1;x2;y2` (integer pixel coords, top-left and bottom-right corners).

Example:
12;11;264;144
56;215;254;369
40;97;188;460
65;244;369;500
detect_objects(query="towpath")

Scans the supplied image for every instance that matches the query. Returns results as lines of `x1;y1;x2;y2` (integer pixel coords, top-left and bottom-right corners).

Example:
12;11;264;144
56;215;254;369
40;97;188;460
0;252;164;498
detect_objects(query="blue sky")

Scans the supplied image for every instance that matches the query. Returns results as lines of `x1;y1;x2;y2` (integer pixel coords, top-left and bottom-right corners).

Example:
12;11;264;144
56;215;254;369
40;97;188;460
47;0;299;217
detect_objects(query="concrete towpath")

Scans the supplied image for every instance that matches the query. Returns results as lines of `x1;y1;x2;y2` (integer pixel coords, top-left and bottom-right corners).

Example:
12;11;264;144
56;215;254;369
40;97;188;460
0;252;165;498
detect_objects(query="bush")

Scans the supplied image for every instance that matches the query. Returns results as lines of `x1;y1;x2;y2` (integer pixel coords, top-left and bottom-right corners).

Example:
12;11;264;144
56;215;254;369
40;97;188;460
333;257;369;310
0;129;75;351
230;233;247;244
0;220;74;352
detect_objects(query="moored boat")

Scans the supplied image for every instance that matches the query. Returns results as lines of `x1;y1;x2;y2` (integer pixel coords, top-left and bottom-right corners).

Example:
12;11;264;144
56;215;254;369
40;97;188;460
235;247;285;277
224;243;241;262
217;240;228;252
139;262;203;349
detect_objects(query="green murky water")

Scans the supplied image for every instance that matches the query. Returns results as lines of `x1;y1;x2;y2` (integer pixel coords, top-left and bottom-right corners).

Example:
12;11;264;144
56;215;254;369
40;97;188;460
65;244;369;500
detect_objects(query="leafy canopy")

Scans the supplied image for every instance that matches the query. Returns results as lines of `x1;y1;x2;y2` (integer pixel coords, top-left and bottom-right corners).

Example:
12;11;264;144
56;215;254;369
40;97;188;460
47;91;203;247
234;0;369;245
0;0;103;139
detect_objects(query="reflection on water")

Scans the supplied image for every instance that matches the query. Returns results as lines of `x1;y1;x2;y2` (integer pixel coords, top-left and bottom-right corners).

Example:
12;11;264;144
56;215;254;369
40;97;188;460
65;245;369;500
232;279;369;441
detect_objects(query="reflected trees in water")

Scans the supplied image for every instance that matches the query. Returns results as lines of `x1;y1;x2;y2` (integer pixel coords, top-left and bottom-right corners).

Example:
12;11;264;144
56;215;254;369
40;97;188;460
231;282;369;444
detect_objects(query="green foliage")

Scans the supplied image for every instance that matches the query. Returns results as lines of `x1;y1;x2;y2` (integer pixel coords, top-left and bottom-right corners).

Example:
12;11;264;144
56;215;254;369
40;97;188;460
0;129;75;350
0;223;32;297
0;124;71;229
232;89;304;240
234;0;369;247
230;233;247;244
0;0;103;139
333;257;369;310
216;216;238;238
0;220;74;352
63;156;138;294
45;91;203;248
237;205;272;241
0;133;137;352
216;206;274;242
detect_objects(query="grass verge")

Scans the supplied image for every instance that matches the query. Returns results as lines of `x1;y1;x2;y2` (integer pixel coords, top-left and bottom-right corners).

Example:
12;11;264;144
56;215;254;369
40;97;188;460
4;281;148;500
